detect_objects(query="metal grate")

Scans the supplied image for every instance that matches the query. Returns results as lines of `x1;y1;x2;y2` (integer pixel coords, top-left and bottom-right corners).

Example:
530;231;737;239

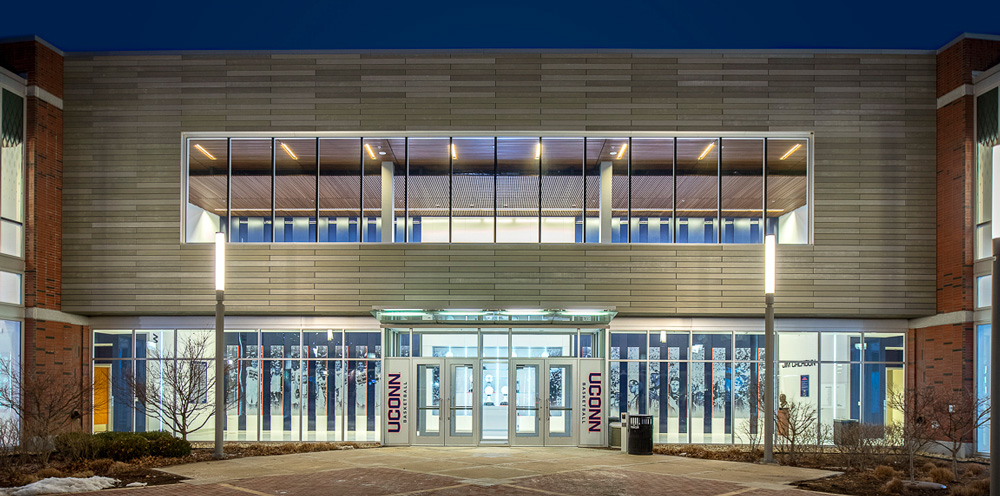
1;90;23;149
978;88;998;147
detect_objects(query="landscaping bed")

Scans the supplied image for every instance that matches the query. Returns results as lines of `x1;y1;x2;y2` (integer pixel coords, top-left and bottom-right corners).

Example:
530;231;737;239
652;444;990;496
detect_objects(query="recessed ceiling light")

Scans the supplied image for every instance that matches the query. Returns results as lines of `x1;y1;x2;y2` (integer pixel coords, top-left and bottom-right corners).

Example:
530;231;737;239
535;143;541;160
451;143;457;160
698;142;716;160
194;144;216;160
379;151;387;156
364;143;377;160
780;143;802;160
616;142;628;160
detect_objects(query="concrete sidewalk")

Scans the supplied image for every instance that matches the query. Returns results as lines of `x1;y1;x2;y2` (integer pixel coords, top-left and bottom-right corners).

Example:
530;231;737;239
88;447;841;495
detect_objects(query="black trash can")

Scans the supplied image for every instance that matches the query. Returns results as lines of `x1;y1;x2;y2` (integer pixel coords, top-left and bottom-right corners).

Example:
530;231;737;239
626;414;653;455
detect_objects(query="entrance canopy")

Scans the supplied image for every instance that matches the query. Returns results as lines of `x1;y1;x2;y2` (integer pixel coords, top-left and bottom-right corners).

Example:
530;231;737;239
372;307;617;326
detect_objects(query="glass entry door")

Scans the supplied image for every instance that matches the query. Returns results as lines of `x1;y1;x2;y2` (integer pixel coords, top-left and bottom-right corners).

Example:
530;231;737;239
511;359;576;446
412;358;478;446
413;359;443;445
445;360;478;445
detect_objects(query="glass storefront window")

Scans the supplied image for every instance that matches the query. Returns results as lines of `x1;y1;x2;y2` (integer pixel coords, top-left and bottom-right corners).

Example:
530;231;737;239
274;138;317;243
540;138;583;243
407;138;450;242
766;138;809;244
230;139;273;242
189;134;810;245
452;137;495;243
318;138;361;242
977;324;990;453
630;138;674;243
1;89;24;257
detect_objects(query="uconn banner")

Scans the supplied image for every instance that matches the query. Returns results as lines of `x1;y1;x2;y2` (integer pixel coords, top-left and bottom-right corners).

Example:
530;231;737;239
579;360;605;446
384;359;409;445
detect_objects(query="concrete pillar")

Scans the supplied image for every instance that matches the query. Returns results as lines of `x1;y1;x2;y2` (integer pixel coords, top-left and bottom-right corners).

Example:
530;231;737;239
599;160;613;243
381;161;394;242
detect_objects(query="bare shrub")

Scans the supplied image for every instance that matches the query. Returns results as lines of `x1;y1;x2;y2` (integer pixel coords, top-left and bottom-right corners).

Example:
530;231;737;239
71;470;94;478
0;360;96;466
774;398;819;466
124;332;233;441
87;458;114;474
963;464;986;478
887;386;936;482
873;465;898;480
928;467;955;484
922;462;939;473
928;386;982;479
107;461;133;477
836;422;899;472
881;477;905;494
34;467;64;478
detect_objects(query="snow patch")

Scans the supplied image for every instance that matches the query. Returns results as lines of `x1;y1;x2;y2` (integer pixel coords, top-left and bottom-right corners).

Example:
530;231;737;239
0;476;119;496
125;482;147;488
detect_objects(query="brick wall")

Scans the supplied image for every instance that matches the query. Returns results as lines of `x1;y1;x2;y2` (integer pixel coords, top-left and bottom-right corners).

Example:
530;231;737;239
935;96;975;314
0;40;84;431
0;40;63;97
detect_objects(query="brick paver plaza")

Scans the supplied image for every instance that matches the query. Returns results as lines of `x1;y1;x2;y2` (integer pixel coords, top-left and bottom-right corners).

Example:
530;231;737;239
77;447;839;495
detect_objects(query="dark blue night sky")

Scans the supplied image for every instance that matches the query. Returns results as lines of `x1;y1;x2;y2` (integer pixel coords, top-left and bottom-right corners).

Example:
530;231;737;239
0;0;996;51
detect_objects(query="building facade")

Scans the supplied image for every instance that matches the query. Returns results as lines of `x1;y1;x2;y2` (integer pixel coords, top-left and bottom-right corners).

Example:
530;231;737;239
0;34;996;451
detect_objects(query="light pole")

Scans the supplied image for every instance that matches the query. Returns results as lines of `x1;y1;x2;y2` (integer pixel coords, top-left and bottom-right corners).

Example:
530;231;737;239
214;232;226;460
763;234;776;464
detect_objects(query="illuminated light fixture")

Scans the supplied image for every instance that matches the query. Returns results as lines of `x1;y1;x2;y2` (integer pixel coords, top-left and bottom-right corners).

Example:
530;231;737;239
383;309;423;312
194;144;217;161
535;143;541;160
660;330;667;342
364;143;377;160
561;309;609;316
381;312;426;317
327;329;333;340
616;142;628;160
280;142;298;160
451;143;457;160
697;142;716;160
214;232;225;292
765;234;776;295
779;143;802;161
440;310;485;316
502;309;548;315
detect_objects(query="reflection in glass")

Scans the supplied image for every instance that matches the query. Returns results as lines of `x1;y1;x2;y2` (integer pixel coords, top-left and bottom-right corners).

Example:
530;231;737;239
497;138;539;243
186;139;228;242
408;138;450;242
676;138;719;243
230;139;273;242
540;138;583;243
417;364;441;437
274;138;317;242
766;139;808;244
450;364;474;437
515;363;539;436
482;360;509;441
452;137;495;242
721;138;763;244
346;359;381;441
548;365;572;437
318;138;361;242
630;138;674;243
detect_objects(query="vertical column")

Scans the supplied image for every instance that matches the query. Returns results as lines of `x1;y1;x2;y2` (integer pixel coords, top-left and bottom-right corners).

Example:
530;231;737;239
381;161;394;243
599;160;612;243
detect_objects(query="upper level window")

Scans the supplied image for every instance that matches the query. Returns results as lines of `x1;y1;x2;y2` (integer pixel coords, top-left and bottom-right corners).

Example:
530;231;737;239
0;89;24;258
185;134;810;245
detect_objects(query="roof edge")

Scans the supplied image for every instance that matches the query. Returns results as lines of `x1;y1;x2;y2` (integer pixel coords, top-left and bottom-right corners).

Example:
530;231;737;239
0;35;64;57
64;47;936;58
938;32;1000;54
